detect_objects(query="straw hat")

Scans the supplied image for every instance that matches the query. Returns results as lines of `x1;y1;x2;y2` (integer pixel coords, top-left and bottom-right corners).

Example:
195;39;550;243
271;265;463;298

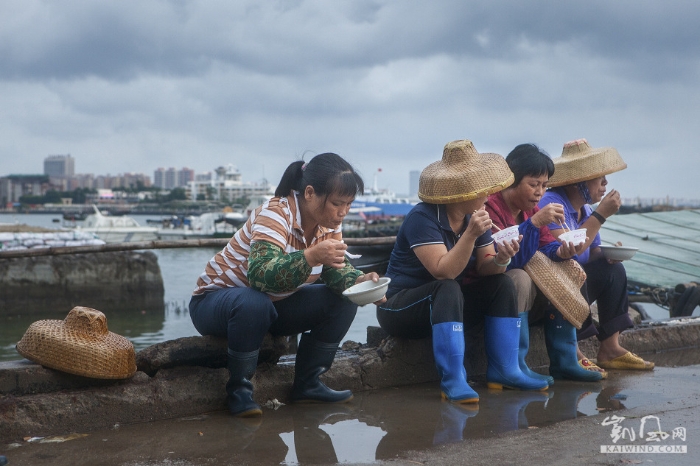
418;139;514;204
547;138;627;188
16;306;137;379
523;251;590;328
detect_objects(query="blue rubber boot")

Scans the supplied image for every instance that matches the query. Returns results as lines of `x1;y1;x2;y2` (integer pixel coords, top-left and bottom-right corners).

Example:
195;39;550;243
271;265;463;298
432;403;479;445
544;310;603;382
484;316;549;391
518;312;554;386
432;322;479;404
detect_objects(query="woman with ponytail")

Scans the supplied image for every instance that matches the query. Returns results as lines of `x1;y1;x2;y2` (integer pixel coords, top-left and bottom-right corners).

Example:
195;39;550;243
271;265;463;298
189;153;385;417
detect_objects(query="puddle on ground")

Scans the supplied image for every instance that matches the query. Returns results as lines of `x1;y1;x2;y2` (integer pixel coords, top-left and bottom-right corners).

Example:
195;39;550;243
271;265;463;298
3;348;699;465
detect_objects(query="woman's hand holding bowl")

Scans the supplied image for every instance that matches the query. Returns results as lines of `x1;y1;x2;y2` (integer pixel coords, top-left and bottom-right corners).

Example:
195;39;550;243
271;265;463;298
495;235;521;262
354;273;387;305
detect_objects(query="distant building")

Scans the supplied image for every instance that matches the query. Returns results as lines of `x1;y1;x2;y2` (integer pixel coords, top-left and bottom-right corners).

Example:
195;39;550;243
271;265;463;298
154;168;165;189
178;167;195;188
0;174;51;206
164;168;177;190
154;167;193;189
186;165;274;202
195;172;213;182
44;154;75;178
409;170;420;199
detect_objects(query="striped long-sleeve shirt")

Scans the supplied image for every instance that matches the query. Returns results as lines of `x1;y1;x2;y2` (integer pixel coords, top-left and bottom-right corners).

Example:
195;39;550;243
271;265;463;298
193;192;362;301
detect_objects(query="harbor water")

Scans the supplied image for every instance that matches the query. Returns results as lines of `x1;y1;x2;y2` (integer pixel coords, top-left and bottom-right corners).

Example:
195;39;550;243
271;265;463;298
0;213;379;361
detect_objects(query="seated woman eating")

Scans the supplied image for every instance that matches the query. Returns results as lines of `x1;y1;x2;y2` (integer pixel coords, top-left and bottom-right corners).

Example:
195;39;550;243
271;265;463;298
485;143;604;383
539;138;653;372
378;139;549;405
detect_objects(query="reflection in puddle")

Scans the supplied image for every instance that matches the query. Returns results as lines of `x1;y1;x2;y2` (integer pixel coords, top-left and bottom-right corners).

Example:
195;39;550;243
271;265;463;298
281;417;386;465
5;354;699;465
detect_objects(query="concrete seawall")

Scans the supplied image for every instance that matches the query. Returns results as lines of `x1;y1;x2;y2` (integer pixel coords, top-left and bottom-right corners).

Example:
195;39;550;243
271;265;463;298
2;317;700;441
0;251;164;315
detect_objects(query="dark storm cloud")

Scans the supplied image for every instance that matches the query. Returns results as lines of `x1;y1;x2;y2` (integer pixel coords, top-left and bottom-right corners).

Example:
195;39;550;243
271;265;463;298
3;1;699;81
1;0;699;198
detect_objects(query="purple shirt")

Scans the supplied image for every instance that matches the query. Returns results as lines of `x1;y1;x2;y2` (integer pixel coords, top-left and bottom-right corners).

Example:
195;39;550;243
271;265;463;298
539;187;601;265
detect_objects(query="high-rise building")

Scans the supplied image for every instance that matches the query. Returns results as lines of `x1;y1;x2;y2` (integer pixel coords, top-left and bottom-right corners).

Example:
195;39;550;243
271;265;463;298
44;154;75;177
409;170;420;199
164;168;177;190
155;167;195;189
178;168;195;187
154;168;164;189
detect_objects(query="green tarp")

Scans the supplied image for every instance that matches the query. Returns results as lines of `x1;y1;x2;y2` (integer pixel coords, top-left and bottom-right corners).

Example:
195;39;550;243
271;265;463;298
600;209;700;288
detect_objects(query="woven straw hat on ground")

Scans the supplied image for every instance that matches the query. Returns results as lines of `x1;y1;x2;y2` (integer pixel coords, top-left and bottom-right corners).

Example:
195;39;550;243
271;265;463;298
523;251;590;329
16;306;137;379
418;139;514;204
547;138;627;188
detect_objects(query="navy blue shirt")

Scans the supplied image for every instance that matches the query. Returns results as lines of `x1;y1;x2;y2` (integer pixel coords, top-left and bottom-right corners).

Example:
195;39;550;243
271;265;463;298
385;203;494;297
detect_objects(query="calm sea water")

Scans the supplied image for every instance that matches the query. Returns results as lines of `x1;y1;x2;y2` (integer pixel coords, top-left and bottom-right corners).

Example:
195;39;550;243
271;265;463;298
0;213;378;361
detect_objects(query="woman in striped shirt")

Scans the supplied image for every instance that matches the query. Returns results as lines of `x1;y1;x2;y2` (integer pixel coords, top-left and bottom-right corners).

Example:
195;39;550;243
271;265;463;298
189;153;385;417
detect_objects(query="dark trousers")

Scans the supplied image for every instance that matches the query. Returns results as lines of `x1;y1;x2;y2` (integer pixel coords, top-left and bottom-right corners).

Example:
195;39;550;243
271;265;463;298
189;284;358;352
577;258;634;342
376;275;517;339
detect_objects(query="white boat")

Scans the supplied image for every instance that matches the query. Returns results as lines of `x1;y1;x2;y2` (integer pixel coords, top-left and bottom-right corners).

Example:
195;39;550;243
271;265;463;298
155;208;253;240
77;205;158;243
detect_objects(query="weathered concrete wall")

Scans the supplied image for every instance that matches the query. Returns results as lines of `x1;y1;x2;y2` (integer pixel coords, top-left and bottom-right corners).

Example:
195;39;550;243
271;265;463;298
0;251;164;315
2;318;700;441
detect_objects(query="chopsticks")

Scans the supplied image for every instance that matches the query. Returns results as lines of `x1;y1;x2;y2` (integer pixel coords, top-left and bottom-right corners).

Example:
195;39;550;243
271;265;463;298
559;220;571;232
473;209;501;231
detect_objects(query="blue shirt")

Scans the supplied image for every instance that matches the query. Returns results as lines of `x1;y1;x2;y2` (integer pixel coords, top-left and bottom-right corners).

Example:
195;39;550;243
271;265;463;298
385;202;494;297
539;187;601;265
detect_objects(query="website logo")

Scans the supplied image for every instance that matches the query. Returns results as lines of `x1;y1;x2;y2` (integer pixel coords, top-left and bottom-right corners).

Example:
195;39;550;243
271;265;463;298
600;415;687;454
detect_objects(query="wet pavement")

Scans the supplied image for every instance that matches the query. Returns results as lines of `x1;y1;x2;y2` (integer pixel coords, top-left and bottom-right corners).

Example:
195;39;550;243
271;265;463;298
3;348;700;466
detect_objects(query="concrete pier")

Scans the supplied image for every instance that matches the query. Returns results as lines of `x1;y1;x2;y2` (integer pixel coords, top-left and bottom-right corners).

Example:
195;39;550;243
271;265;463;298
2;317;700;441
0;251;164;315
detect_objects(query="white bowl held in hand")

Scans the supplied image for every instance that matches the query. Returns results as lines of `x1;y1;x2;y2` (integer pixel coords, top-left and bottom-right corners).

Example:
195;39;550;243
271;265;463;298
343;277;391;306
559;228;587;246
599;245;638;261
492;225;519;246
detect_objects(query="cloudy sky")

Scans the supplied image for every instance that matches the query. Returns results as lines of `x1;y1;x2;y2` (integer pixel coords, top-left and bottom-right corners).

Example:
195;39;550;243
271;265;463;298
2;0;699;200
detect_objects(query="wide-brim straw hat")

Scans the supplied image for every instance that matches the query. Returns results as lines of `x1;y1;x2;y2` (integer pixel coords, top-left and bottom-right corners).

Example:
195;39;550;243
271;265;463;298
16;306;137;379
523;251;590;329
547;138;627;188
418;139;514;204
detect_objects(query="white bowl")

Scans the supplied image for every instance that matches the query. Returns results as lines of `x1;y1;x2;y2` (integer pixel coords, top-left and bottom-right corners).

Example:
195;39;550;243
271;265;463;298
343;277;391;306
492;225;520;246
559;228;587;246
599;245;638;261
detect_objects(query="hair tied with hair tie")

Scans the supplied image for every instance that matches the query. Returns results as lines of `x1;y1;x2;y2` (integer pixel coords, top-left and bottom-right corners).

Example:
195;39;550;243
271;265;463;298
301;163;307;171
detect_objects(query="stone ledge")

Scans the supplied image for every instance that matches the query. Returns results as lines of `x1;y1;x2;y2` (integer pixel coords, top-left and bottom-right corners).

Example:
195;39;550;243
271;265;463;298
2;318;700;441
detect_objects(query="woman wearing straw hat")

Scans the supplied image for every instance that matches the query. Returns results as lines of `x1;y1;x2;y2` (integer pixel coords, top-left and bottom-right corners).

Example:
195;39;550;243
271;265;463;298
539;138;654;371
485;143;605;383
189;153;386;417
377;139;549;405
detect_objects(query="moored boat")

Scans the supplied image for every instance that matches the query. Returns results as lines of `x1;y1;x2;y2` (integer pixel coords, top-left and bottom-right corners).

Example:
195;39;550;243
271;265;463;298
76;205;158;243
156;211;239;240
